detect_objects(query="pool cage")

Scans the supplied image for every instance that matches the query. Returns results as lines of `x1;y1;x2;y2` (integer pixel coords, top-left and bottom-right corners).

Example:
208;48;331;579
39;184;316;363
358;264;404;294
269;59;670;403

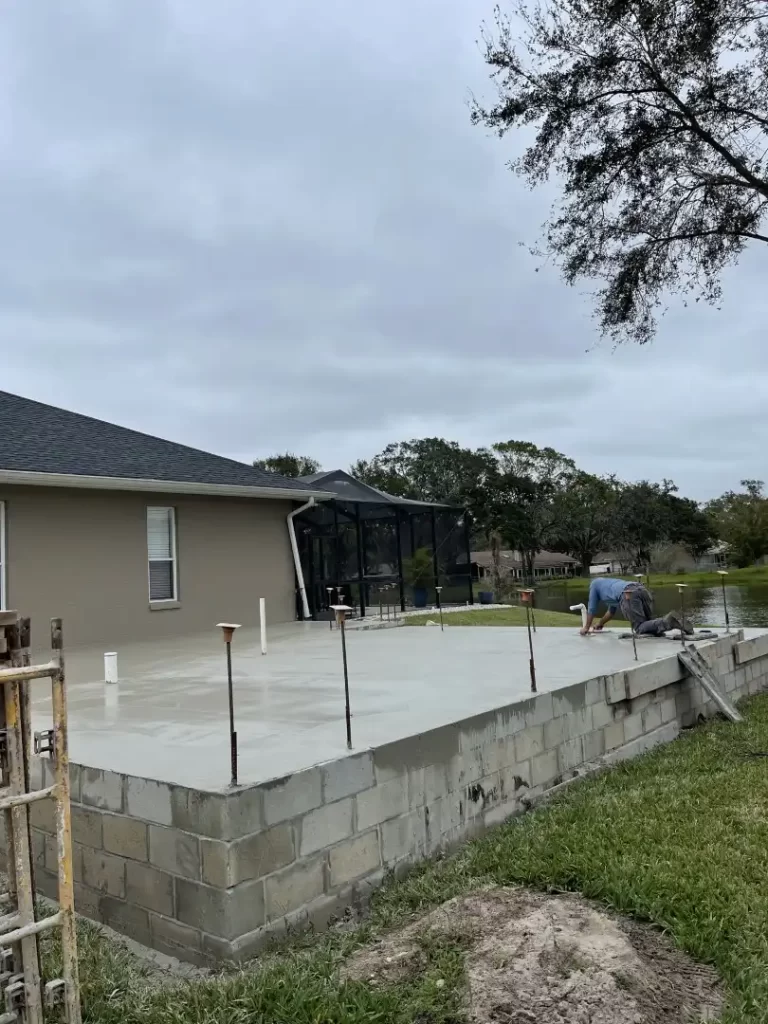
294;470;474;619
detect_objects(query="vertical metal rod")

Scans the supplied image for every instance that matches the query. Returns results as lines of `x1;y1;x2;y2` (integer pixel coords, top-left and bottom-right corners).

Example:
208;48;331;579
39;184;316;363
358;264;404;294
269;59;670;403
339;617;352;749
379;595;383;621
327;588;334;629
436;587;444;631
678;586;688;646
525;604;537;693
463;513;474;605
530;589;537;633
631;628;638;661
719;572;730;632
50;619;82;1024
226;641;237;787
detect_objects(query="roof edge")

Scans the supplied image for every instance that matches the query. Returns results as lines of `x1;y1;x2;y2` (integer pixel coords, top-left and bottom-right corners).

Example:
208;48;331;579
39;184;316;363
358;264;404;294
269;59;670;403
0;470;332;502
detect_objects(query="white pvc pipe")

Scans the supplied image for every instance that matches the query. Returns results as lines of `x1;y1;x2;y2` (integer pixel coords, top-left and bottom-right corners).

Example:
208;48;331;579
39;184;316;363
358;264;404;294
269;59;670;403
570;603;588;630
260;597;267;655
104;652;118;684
287;497;315;620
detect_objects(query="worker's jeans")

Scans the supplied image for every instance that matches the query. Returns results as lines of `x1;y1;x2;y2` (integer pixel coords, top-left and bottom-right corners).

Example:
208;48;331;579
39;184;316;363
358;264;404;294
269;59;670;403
619;584;668;636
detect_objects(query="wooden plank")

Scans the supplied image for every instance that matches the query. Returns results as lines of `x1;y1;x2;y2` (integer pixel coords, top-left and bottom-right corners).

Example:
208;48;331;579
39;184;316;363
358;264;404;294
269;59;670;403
677;648;743;723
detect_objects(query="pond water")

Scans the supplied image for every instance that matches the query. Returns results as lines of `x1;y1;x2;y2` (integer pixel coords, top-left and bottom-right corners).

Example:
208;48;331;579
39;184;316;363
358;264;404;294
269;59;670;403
536;582;768;629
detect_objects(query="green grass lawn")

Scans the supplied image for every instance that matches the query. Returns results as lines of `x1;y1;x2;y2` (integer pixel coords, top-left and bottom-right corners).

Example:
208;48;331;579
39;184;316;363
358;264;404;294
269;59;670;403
540;565;768;589
406;605;633;628
43;696;768;1024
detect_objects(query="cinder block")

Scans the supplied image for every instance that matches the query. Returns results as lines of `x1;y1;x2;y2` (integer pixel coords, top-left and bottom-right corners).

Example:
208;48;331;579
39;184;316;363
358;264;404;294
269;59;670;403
603;721;625;752
356;776;408;831
591;701;614;730
604;722;680;764
80;768;124;813
582;730;605;761
735;633;768;664
73;883;101;921
484;799;520;828
125;861;174;917
329;829;380;886
515;726;545;763
604;673;628;704
299;798;353;857
585;678;603;706
642;704;663;734
543;717;566;750
500;761;531;795
623;712;644;743
426;794;462;839
99;896;151;945
150;914;202;958
264;857;325;922
660;697;677;723
149;825;200;880
464;772;501;820
126;777;172;826
558;737;583;774
373;725;459;783
459;709;497;752
103;815;148;862
447;746;485;791
624;658;685;700
176;877;265;938
81;847;126;898
29;796;55;834
380;809;426;864
408;763;449;808
551;682;587;717
71;806;102;849
530;750;558;788
322;753;374;804
525;692;554;727
496;705;528;737
171;787;230;839
201;823;295;888
262;768;323;827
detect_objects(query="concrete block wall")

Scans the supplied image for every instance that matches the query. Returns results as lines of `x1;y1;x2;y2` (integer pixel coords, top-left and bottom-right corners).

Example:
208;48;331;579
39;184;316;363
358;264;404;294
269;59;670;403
22;630;768;964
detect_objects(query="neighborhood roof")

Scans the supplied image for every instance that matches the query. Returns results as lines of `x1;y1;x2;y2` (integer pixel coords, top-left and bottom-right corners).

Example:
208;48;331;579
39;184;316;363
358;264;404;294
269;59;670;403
0;390;330;498
471;549;578;570
298;469;452;508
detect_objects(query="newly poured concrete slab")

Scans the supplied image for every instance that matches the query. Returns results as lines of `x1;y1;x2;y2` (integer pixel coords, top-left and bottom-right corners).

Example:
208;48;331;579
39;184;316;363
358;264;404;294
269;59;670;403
27;623;757;790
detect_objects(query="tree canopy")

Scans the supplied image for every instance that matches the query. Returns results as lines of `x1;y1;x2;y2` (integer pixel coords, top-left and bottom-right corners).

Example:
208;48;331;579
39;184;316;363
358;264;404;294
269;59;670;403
253;453;321;478
472;0;768;343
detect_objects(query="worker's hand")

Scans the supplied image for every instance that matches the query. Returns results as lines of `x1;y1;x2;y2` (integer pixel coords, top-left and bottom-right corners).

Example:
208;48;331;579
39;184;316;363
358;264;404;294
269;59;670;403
592;623;603;632
580;626;590;636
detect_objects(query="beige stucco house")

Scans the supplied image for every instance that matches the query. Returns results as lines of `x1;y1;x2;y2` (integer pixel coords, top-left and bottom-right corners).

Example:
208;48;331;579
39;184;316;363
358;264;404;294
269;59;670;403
0;391;330;648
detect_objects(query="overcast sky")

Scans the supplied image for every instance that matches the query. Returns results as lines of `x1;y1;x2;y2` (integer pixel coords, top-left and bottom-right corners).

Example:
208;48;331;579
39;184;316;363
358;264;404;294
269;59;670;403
0;0;765;501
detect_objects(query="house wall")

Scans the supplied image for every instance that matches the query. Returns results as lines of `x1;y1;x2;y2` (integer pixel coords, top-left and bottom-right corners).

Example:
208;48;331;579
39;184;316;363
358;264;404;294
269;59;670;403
20;630;768;965
0;485;296;648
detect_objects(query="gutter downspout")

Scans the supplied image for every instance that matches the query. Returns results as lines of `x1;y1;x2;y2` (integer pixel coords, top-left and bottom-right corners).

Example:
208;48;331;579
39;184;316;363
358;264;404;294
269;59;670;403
288;498;315;620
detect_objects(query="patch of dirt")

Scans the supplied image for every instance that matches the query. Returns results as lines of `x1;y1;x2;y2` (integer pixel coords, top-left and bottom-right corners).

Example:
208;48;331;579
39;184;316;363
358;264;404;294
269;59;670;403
343;888;722;1023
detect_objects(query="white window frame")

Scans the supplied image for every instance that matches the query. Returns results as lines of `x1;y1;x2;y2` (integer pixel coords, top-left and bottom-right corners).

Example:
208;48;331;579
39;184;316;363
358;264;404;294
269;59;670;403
147;506;178;604
0;501;5;611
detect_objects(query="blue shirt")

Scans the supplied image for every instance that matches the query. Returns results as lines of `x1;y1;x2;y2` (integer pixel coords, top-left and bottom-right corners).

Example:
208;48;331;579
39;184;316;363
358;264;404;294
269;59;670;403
588;577;629;616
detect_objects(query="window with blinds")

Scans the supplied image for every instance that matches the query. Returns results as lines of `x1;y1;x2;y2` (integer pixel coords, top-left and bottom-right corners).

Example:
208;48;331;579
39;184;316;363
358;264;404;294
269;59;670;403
147;507;177;602
0;501;5;610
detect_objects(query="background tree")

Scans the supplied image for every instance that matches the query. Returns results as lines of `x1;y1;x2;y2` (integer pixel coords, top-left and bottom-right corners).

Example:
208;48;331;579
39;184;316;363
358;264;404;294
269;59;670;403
706;480;768;566
253;453;321;478
473;0;768;343
550;472;619;574
351;438;496;505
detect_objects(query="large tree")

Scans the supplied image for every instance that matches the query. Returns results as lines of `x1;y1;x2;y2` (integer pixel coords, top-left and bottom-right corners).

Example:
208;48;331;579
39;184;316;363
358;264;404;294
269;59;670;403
473;0;768;343
351;438;495;504
550;471;619;573
706;479;768;565
253;453;321;478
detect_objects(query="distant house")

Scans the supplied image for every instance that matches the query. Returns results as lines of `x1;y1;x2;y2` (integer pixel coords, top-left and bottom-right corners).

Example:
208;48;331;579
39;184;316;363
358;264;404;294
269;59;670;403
0;391;331;648
471;549;578;581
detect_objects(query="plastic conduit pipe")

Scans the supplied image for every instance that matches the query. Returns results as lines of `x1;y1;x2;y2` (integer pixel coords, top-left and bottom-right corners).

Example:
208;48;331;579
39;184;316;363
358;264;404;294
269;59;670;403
570;603;588;630
287;497;315;620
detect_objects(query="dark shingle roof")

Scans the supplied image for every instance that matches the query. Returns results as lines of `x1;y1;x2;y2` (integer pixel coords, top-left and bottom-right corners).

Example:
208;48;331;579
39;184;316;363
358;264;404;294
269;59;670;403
298;469;451;507
0;391;325;494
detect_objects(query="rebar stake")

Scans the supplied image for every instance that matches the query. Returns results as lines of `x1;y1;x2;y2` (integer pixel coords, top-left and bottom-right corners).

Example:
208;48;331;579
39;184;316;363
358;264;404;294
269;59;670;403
217;623;241;787
717;570;730;632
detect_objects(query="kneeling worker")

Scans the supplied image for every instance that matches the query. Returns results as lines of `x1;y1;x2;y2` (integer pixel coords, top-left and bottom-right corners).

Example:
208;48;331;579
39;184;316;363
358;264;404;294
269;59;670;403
581;577;689;637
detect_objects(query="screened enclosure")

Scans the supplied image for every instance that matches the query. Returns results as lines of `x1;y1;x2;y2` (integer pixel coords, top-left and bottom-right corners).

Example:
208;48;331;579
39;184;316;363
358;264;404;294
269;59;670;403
294;470;473;619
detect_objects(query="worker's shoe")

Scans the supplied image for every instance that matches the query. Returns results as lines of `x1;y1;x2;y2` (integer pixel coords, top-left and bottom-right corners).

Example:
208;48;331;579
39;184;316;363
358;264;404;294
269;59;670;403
663;612;693;635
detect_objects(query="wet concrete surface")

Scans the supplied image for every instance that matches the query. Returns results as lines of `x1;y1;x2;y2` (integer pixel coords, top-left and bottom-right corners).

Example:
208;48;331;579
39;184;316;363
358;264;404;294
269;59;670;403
26;622;761;790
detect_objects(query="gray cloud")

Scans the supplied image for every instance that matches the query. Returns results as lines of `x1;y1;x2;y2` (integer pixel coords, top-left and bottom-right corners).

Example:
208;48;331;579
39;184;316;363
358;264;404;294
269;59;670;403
0;0;765;501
